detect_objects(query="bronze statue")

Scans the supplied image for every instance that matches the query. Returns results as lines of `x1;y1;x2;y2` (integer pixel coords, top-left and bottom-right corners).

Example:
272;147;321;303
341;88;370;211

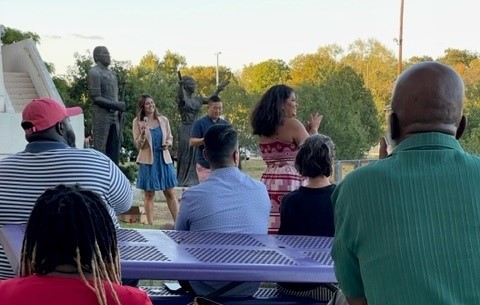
87;46;125;164
176;73;228;186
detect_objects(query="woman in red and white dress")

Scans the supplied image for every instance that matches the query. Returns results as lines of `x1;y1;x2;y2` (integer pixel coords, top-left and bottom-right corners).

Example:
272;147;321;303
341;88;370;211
250;84;322;234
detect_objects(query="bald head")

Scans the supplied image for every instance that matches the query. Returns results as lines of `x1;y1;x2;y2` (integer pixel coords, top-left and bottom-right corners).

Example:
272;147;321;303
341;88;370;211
390;61;465;142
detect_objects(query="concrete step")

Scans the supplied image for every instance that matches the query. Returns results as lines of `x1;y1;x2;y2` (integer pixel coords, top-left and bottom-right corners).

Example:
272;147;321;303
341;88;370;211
3;81;35;89
3;72;38;113
5;87;36;94
4;72;31;83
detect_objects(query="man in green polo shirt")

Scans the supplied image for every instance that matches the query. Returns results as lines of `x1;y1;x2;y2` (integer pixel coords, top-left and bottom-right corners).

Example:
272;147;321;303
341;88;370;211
332;61;480;305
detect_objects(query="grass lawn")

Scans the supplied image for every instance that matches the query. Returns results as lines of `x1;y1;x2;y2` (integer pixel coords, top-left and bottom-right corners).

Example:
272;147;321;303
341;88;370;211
240;158;266;180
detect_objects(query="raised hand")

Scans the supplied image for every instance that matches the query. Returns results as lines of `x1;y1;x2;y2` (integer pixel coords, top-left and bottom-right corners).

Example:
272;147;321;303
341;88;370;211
306;113;323;134
379;136;389;159
217;79;230;91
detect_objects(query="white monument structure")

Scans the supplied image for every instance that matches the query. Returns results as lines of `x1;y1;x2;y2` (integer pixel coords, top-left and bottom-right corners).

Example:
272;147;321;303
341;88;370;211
0;25;84;158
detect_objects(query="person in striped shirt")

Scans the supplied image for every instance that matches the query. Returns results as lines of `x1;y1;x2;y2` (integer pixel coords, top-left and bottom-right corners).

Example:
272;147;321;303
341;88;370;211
0;97;133;280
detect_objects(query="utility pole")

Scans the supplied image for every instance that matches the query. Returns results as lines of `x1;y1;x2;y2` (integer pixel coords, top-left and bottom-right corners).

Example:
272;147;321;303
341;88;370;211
215;52;222;86
397;0;404;75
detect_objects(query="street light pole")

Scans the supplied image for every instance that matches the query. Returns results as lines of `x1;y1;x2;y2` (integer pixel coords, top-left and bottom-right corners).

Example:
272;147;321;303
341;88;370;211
397;0;404;75
215;52;221;86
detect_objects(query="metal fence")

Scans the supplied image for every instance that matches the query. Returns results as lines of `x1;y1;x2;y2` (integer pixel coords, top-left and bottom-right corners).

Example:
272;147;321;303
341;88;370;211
333;159;377;183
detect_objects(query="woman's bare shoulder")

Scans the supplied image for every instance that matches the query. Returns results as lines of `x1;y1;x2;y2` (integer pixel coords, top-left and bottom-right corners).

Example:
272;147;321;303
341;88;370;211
283;117;304;128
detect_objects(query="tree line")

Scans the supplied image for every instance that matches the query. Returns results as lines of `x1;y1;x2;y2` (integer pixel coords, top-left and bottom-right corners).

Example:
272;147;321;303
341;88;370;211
4;27;480;177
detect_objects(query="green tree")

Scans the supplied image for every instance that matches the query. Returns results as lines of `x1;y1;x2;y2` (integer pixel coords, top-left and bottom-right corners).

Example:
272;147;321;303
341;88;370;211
297;66;381;159
63;52;94;135
341;39;397;127
405;55;433;67
239;59;291;93
221;80;258;150
289;44;342;86
160;50;187;75
1;27;40;44
437;48;479;67
462;59;480;105
1;26;55;76
460;102;480;154
180;65;234;97
180;66;218;96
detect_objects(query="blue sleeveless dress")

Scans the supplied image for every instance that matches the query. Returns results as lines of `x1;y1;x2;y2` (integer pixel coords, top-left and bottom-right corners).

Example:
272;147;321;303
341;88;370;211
136;127;178;191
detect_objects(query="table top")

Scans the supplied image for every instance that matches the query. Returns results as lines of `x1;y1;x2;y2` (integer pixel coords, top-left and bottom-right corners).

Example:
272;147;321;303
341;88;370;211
0;225;336;283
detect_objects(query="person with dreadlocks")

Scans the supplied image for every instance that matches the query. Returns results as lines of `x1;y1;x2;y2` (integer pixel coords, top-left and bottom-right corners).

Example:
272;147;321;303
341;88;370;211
0;185;152;305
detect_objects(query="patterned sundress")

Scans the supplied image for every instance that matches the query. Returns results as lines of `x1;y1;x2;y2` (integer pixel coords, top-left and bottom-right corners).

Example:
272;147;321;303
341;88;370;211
259;141;306;234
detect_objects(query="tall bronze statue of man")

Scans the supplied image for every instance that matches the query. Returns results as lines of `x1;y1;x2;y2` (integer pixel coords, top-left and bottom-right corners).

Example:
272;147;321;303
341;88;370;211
87;46;125;164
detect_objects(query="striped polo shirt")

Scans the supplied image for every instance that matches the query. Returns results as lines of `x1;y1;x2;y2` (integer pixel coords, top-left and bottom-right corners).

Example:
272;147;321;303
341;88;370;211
0;141;133;279
332;132;480;305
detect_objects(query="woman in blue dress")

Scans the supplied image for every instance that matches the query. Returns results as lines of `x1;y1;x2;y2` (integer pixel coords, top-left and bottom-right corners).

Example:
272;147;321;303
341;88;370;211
133;94;179;225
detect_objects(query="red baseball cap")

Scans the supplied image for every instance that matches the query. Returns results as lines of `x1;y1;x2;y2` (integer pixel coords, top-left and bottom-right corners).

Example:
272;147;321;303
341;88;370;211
21;97;83;134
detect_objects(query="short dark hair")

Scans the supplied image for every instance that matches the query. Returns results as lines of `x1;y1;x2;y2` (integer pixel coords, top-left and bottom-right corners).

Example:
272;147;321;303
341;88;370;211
204;124;237;165
295;134;335;178
208;95;222;103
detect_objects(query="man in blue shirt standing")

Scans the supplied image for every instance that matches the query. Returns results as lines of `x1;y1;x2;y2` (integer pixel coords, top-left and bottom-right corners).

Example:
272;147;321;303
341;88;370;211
189;96;229;182
177;124;270;297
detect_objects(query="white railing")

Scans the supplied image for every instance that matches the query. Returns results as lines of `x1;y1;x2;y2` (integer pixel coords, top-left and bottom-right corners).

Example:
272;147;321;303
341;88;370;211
0;25;12;113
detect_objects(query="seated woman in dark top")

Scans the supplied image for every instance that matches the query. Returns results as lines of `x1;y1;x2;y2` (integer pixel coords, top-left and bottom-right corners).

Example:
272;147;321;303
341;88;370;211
277;134;336;301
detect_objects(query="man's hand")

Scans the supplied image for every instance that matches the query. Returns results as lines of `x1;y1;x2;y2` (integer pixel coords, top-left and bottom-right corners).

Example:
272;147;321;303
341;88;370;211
379;136;388;159
347;296;368;305
117;101;126;112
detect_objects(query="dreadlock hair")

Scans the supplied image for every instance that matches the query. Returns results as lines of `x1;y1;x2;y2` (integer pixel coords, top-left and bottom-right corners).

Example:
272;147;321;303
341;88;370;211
20;184;122;305
250;84;295;137
295;134;335;178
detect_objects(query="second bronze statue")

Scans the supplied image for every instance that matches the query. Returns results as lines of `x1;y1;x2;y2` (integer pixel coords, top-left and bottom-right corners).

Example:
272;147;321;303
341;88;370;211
176;73;229;187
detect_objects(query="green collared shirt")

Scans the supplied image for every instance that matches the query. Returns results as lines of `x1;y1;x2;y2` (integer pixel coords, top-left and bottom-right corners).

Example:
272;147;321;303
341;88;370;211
332;132;480;305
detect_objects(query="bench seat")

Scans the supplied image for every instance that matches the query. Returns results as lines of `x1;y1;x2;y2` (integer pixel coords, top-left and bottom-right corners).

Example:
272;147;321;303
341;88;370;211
141;286;330;305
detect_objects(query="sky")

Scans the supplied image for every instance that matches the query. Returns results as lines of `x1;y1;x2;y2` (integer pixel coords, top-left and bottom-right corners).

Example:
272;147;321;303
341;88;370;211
2;0;480;76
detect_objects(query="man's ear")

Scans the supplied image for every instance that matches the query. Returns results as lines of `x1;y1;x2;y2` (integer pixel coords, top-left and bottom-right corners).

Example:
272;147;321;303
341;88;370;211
389;113;400;140
203;149;209;162
55;121;65;136
233;150;240;166
456;115;467;140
